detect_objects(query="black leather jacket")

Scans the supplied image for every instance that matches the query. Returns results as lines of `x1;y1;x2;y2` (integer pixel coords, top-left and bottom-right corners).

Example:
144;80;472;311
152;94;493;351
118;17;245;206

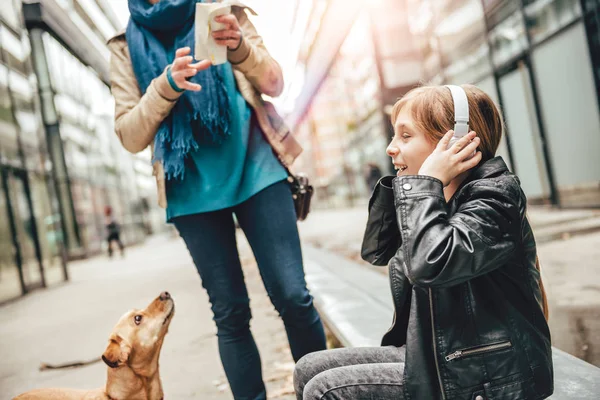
361;157;553;400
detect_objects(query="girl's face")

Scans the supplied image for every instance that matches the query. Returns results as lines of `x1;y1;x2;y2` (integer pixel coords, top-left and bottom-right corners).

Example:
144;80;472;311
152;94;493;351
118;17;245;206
386;101;438;177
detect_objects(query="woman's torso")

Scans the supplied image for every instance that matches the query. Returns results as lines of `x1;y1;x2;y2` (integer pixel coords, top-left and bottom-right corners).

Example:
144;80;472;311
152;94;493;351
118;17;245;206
165;62;287;220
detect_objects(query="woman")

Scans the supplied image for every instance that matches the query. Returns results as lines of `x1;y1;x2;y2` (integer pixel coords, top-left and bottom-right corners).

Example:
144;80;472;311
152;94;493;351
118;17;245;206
294;85;553;399
107;1;326;399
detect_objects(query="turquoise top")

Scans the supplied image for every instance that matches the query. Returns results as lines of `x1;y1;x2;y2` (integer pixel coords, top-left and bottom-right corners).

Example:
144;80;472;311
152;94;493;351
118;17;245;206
165;63;287;221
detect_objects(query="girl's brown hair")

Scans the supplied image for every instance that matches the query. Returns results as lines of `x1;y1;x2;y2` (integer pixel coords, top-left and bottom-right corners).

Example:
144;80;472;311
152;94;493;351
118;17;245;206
390;84;549;321
390;84;503;163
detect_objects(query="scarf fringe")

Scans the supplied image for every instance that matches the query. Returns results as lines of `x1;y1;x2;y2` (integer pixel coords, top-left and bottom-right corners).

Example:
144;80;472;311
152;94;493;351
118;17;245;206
153;106;231;181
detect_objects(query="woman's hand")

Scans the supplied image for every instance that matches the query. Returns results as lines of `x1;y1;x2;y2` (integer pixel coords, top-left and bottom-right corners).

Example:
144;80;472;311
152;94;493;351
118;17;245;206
418;131;482;186
170;47;212;91
211;14;243;50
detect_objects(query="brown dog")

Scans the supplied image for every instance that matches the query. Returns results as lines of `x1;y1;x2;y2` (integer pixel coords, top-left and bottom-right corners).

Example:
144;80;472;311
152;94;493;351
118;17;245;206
14;291;175;400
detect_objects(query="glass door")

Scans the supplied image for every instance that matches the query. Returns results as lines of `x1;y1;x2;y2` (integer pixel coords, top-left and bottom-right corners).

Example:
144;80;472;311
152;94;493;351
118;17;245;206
0;168;22;302
4;168;44;291
498;61;551;200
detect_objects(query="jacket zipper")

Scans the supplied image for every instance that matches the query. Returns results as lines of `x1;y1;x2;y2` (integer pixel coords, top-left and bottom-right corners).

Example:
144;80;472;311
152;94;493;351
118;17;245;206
429;288;446;400
445;341;513;362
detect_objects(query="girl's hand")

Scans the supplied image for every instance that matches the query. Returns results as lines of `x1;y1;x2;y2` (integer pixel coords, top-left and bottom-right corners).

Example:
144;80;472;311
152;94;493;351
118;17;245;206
418;131;482;186
212;14;243;50
171;47;211;91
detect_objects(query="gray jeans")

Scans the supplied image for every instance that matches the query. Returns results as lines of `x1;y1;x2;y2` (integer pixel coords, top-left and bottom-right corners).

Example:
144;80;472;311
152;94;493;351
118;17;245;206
293;346;406;400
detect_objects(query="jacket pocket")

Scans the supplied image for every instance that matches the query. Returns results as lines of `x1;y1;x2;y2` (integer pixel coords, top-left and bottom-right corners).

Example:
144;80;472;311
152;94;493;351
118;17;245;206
445;340;512;362
483;375;537;400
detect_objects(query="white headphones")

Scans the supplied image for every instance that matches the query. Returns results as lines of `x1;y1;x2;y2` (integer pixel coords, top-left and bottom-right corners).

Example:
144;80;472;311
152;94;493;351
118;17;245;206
445;84;475;158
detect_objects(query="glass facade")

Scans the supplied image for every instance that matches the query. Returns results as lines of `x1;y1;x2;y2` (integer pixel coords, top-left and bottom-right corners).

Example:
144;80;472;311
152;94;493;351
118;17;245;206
297;0;600;208
0;175;22;303
0;4;52;302
488;4;529;67
42;32;149;254
524;0;582;44
294;14;386;207
0;0;161;302
405;0;600;206
0;0;21;32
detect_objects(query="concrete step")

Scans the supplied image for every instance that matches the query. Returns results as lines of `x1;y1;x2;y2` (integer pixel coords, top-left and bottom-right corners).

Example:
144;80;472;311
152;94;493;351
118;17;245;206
534;216;600;243
528;209;600;229
303;206;600;249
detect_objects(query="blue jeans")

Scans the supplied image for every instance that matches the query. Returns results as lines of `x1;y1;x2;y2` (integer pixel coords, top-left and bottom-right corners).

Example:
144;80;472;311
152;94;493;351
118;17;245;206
173;180;327;400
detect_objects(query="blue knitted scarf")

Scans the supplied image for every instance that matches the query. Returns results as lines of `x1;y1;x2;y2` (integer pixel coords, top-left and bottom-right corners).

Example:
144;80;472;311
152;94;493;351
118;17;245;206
126;0;230;180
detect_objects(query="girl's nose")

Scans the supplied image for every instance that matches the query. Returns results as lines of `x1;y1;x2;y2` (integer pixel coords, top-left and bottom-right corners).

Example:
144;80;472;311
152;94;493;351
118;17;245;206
386;142;399;157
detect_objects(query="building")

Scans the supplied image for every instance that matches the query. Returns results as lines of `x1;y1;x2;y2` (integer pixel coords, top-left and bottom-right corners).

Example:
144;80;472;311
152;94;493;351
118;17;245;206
294;14;387;206
286;0;421;206
0;0;160;303
406;0;600;208
288;0;600;208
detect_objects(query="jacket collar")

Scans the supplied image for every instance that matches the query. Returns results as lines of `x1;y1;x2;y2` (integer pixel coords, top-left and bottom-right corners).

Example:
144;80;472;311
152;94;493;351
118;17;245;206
467;156;509;182
448;156;509;204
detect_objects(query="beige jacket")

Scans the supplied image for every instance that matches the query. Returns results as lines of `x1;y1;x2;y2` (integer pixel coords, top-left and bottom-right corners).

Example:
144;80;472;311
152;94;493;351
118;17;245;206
107;5;302;208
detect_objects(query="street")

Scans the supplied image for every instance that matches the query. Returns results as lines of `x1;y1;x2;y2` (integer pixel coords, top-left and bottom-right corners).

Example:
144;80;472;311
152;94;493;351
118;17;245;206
1;233;296;400
2;206;600;399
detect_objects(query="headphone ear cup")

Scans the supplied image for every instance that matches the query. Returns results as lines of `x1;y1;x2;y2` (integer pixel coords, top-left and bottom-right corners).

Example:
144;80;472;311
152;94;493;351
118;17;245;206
448;135;476;160
448;135;459;149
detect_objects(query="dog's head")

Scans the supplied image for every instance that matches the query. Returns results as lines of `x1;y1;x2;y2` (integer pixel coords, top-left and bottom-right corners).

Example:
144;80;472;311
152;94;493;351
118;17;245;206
102;291;174;373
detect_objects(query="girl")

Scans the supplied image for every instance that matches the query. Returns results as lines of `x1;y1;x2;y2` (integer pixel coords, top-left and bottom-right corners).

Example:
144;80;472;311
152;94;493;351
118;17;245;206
107;1;326;399
294;85;553;400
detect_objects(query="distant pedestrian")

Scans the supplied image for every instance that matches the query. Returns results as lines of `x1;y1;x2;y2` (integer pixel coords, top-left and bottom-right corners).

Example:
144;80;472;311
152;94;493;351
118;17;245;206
364;162;383;191
105;206;124;258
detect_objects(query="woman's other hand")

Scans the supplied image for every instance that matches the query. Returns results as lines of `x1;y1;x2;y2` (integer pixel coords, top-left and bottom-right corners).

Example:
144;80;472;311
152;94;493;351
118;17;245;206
171;47;212;91
212;14;243;50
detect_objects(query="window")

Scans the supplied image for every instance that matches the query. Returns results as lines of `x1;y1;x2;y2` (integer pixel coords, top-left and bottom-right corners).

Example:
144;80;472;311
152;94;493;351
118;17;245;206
488;10;528;67
0;1;20;31
0;174;22;302
524;0;582;44
0;66;22;167
28;172;63;285
435;0;492;83
1;25;29;76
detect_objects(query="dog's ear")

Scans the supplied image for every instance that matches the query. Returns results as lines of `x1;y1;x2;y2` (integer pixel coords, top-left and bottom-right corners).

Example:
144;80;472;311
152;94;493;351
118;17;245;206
102;335;131;368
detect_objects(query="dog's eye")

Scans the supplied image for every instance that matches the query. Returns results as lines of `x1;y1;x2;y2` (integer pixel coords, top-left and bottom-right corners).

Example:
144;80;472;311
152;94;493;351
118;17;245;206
134;315;143;325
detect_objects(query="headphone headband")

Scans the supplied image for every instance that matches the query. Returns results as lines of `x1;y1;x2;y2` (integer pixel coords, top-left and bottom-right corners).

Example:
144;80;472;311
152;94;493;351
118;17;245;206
445;85;469;137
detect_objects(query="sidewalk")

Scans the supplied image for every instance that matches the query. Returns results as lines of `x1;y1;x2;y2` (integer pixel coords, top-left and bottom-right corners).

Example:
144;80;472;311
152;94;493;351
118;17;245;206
0;234;296;400
297;206;600;366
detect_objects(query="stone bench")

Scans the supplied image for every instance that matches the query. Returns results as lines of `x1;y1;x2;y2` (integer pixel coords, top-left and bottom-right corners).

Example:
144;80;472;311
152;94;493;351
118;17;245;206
303;245;600;399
